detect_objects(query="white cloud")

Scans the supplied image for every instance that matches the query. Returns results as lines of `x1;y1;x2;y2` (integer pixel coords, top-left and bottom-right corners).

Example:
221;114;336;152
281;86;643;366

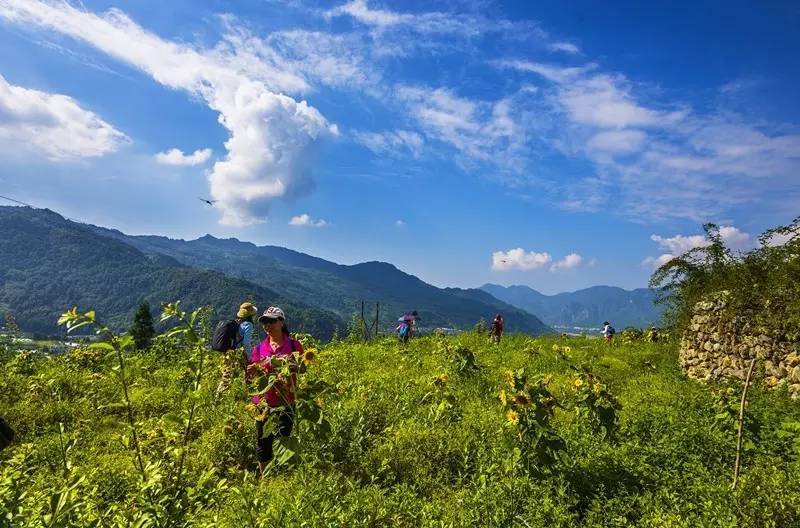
586;129;646;154
642;254;675;270
289;213;327;227
325;0;540;39
0;1;338;227
492;248;552;271
0;74;127;160
155;148;212;166
499;58;800;222
396;86;524;168
550;253;583;271
548;41;580;54
395;219;406;227
353;129;423;157
644;226;754;269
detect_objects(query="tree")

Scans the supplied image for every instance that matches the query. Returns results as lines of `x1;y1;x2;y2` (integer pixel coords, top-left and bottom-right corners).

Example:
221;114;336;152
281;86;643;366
3;312;20;336
130;302;155;350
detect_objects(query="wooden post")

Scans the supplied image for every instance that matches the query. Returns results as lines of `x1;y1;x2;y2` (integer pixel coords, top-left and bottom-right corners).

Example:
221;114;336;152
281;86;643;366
732;357;757;490
361;301;366;342
374;302;380;339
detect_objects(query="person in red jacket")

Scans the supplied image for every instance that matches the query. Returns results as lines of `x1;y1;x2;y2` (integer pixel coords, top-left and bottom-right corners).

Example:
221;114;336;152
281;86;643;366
490;313;504;344
246;306;304;474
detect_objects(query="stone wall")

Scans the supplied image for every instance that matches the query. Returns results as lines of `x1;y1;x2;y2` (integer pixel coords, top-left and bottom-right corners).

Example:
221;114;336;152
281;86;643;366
679;295;800;400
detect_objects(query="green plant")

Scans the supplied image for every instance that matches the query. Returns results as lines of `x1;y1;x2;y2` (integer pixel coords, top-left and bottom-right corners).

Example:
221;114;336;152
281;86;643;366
571;367;622;440
499;368;565;473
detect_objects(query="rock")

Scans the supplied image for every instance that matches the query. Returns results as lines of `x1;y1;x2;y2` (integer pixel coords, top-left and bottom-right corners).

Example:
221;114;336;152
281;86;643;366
791;366;800;383
787;353;800;368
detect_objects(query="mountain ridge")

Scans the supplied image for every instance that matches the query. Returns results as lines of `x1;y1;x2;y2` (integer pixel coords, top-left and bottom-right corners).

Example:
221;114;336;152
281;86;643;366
481;283;663;329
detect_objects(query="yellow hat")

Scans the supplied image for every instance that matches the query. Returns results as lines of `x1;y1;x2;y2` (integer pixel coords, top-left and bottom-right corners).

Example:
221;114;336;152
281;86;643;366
237;302;258;319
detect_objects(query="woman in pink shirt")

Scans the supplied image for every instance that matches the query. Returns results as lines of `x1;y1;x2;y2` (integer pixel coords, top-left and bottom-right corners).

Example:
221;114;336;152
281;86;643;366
247;306;304;473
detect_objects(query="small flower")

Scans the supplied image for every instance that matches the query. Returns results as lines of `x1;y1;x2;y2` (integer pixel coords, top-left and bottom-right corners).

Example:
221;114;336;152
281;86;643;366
563;346;572;353
303;349;316;364
499;389;508;406
506;409;520;425
504;371;515;384
593;383;603;395
574;378;584;389
552;344;559;351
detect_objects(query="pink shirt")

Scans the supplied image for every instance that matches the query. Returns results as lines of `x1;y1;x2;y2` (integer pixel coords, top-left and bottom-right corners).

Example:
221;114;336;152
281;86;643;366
248;335;304;407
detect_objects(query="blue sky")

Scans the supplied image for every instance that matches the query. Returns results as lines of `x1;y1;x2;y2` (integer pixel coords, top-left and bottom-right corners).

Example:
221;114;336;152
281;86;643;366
0;0;798;294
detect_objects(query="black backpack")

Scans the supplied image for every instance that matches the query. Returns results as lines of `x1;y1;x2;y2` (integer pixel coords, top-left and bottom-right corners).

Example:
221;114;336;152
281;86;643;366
211;319;241;352
0;417;14;451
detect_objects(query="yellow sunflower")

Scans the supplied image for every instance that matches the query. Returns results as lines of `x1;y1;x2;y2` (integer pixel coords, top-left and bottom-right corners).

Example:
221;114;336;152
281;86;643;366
506;409;520;425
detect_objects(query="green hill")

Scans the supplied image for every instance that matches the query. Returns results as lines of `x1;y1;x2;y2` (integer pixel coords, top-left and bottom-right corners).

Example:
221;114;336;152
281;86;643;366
86;225;553;335
0;207;342;339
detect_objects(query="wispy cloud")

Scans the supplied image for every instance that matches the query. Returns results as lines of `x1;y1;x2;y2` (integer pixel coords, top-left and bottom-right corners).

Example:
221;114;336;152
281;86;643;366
0;73;127;160
353;129;423;157
548;41;580;55
155;148;212;166
395;86;526;170
289;213;327;227
499;59;800;222
0;1;338;227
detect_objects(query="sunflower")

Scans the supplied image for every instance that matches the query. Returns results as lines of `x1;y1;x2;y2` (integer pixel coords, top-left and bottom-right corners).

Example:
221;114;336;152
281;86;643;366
506;409;520;425
512;394;530;406
574;378;584;389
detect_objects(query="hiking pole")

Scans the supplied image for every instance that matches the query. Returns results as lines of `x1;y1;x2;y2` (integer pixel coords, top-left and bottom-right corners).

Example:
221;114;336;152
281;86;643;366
731;357;757;490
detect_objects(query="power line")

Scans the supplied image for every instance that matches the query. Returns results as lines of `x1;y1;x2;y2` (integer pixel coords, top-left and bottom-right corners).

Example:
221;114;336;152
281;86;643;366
0;194;33;207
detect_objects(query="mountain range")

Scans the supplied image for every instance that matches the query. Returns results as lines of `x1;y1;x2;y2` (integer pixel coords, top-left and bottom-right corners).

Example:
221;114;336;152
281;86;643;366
0;206;552;338
480;283;664;330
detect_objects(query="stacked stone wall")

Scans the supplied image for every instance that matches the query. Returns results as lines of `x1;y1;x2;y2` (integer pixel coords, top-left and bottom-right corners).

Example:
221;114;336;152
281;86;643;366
679;296;800;400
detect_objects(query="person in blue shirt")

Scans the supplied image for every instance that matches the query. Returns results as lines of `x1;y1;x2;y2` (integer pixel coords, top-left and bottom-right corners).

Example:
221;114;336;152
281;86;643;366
215;302;258;398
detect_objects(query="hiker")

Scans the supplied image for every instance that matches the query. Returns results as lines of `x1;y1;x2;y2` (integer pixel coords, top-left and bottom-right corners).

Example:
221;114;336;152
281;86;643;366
395;311;418;343
214;302;258;399
246;306;304;474
601;321;616;343
490;313;504;344
648;327;659;343
395;320;411;343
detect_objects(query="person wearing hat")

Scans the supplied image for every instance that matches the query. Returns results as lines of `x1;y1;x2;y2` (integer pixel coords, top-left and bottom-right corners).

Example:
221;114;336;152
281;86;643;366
246;306;305;474
214;302;258;399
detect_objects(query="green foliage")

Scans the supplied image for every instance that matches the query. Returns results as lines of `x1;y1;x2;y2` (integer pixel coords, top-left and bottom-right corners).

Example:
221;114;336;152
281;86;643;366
650;218;800;339
570;366;622;440
129;301;155;350
2;314;800;526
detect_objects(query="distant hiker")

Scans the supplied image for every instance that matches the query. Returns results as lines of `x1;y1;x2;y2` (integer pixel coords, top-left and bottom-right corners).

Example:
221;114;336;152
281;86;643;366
490;313;504;344
647;327;659;343
395;311;419;343
247;306;304;474
395;320;412;343
213;302;258;399
602;321;616;343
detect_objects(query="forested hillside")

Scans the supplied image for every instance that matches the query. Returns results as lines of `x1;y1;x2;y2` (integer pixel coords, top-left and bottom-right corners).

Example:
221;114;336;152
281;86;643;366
86;223;552;334
0;207;342;338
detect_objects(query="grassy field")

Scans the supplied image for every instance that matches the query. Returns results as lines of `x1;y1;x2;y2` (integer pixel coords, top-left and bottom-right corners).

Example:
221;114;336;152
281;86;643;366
2;330;799;527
